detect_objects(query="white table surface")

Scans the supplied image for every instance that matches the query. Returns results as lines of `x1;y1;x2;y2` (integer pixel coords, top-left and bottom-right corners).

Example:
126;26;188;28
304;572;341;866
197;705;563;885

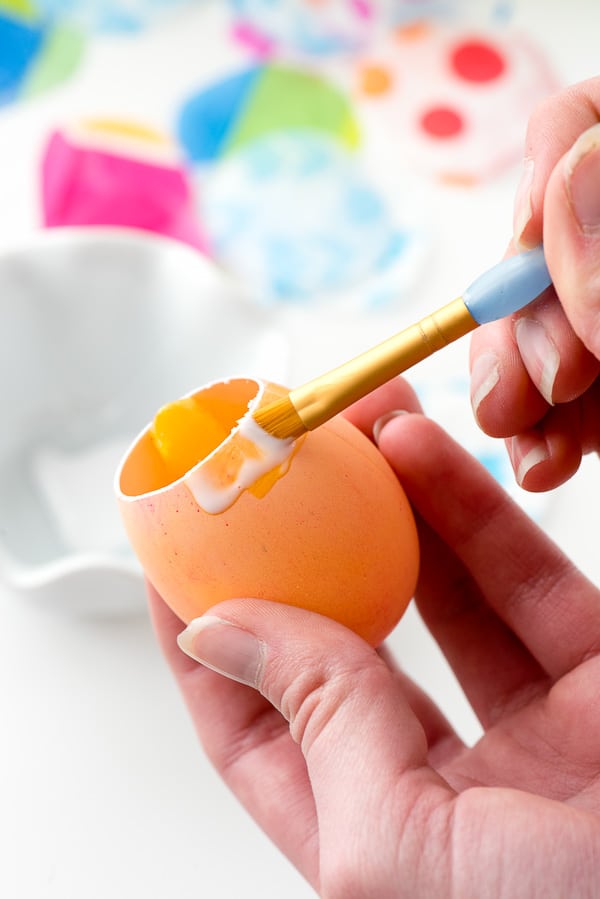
1;2;599;897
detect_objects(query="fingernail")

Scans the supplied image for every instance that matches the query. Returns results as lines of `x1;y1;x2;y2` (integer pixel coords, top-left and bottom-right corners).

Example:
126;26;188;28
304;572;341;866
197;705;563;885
513;157;535;249
508;435;549;488
373;410;408;444
470;351;500;422
565;123;600;233
177;615;265;688
514;317;559;406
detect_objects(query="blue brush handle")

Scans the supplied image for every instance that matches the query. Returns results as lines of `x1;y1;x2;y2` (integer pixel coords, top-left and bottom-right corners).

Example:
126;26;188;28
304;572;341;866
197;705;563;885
462;246;552;325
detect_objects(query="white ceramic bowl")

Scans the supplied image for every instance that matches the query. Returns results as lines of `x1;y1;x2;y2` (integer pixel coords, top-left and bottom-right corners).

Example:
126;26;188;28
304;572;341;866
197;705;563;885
0;228;288;615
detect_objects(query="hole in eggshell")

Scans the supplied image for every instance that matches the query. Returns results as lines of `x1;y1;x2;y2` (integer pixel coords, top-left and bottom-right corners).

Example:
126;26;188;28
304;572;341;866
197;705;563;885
118;378;261;497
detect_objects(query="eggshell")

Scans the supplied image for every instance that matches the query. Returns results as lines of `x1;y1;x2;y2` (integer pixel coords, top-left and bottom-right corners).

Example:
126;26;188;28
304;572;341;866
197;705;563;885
116;378;419;646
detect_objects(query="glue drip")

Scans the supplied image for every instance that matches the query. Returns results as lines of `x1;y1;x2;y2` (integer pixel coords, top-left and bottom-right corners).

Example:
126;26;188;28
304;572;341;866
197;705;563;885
149;384;297;515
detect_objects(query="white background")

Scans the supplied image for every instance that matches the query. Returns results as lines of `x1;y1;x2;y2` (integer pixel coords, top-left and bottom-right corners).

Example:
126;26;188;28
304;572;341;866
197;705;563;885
1;2;599;897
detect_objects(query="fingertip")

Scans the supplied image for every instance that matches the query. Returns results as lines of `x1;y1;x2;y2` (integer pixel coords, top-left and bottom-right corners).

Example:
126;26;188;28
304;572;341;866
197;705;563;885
374;411;452;489
177;614;266;688
513;157;541;251
544;124;600;359
470;350;501;427
514;316;559;407
372;406;428;461
563;122;600;234
506;435;550;490
506;406;583;492
372;409;409;445
469;323;549;438
344;376;423;437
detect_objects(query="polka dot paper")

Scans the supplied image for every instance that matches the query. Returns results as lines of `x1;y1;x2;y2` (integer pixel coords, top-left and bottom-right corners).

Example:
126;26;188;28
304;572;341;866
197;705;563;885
350;20;558;182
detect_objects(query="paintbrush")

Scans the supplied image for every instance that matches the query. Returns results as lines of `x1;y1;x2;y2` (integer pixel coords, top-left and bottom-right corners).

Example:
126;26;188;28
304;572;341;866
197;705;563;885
253;246;551;441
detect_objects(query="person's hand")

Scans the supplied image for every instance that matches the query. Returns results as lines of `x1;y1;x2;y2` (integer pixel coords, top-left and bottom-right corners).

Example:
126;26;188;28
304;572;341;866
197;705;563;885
149;379;600;898
470;76;600;491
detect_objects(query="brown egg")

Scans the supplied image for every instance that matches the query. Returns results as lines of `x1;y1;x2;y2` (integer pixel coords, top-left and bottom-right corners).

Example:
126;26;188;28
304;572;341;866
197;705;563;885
115;377;419;646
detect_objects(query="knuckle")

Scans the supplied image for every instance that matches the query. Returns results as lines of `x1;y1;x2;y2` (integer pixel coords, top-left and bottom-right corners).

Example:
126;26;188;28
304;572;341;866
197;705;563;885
269;654;389;753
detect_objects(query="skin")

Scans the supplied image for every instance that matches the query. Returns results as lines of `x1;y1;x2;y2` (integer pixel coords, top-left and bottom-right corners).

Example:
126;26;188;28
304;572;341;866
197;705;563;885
470;76;600;491
149;377;600;899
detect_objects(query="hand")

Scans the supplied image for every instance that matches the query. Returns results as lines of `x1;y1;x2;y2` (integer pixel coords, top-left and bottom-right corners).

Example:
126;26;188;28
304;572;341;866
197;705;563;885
149;380;600;898
470;76;600;491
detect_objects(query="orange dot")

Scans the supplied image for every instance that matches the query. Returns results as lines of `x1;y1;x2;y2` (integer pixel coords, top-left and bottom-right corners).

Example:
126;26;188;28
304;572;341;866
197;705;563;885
359;63;393;96
420;106;464;138
440;171;479;187
394;20;432;42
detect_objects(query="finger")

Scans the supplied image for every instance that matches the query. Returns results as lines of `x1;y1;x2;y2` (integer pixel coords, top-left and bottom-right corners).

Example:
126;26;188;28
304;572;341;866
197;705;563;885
154;575;462;763
177;598;455;896
507;381;600;491
148;586;321;889
376;413;600;682
473;79;600;471
470;298;600;492
470;290;599;431
504;401;584;491
342;375;423;438
470;313;548;438
153;577;461;762
543;121;600;358
384;467;547;727
513;77;600;250
513;293;600;407
376;644;464;766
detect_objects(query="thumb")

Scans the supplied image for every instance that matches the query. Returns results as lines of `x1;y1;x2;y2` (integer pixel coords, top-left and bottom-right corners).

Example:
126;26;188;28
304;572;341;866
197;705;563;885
544;122;600;359
178;599;453;894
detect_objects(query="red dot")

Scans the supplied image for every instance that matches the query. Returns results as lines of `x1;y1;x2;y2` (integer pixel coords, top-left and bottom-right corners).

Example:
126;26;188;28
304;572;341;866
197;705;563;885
420;106;464;139
451;40;506;83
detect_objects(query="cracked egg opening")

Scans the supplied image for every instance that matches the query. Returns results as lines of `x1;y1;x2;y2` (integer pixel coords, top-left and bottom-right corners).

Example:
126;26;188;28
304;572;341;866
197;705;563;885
116;377;419;645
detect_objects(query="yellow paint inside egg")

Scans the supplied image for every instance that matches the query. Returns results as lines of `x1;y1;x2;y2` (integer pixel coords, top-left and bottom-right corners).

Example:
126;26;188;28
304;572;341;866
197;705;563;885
151;396;230;483
116;378;419;646
145;384;295;502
